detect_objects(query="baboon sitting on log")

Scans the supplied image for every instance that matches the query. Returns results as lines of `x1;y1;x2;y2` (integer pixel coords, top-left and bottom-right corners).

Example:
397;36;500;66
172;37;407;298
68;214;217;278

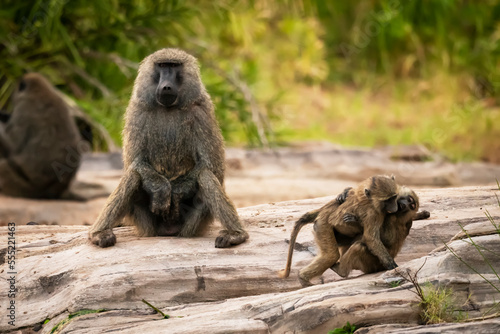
89;48;248;248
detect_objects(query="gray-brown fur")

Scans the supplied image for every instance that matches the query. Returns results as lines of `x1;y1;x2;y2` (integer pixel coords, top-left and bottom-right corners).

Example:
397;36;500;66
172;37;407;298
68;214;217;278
332;186;430;277
89;48;248;248
279;175;399;286
0;73;81;199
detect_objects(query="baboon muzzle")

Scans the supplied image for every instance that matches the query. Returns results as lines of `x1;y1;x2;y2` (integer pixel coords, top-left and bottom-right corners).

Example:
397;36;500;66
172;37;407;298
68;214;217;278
156;65;180;107
156;79;178;107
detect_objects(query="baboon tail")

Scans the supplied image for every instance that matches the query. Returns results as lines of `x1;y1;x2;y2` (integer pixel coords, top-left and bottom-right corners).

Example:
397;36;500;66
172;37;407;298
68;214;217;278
278;209;320;278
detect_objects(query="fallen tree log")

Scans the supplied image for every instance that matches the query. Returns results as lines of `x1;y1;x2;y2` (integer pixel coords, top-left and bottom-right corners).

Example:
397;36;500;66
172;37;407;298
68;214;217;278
0;186;499;333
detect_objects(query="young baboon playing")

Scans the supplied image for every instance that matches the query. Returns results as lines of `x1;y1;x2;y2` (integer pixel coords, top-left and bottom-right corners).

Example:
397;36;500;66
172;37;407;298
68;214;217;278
279;180;429;286
279;175;399;286
0;73;81;199
331;185;430;277
89;48;249;248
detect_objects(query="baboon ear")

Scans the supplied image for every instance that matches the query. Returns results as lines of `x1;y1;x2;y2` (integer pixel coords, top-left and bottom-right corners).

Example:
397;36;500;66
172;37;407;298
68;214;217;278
390;174;396;180
364;188;371;198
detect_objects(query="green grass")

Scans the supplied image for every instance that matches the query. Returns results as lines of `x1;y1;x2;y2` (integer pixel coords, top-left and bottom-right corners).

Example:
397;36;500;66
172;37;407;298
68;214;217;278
277;72;500;162
418;283;468;324
50;309;106;334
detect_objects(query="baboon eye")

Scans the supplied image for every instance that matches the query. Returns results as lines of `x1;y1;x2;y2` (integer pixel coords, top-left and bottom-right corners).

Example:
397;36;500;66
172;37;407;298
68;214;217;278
408;196;414;203
18;80;27;91
158;62;181;68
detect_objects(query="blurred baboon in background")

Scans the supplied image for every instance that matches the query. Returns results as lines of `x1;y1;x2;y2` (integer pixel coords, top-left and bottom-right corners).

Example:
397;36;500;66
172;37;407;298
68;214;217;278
0;73;81;199
89;48;249;248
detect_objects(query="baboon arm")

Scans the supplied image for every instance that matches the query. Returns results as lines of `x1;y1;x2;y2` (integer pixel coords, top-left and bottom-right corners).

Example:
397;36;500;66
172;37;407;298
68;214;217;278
362;217;397;270
336;187;352;204
130;158;170;190
0;125;12;158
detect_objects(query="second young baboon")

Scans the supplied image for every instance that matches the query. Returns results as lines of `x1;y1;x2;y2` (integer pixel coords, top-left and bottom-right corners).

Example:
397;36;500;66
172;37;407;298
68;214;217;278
331;186;430;277
279;175;399;286
0;73;81;199
89;48;248;248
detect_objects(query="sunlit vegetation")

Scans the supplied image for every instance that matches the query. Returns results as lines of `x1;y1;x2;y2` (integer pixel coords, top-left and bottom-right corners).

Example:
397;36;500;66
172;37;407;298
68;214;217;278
1;1;499;161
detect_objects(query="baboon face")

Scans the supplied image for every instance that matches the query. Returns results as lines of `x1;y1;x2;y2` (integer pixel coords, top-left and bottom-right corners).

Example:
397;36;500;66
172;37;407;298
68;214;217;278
364;175;398;214
13;73;53;102
135;48;203;110
396;187;419;213
155;62;183;107
382;195;398;214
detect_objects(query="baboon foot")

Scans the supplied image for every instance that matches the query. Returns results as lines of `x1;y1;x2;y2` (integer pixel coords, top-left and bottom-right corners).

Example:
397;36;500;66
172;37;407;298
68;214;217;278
215;230;249;248
384;260;398;270
330;263;348;278
90;229;117;248
298;275;313;288
415;210;431;220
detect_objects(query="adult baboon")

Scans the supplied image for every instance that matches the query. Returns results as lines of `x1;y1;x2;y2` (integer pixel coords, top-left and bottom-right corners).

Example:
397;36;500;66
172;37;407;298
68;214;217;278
280;175;399;286
331;186;430;277
89;48;249;248
0;73;81;199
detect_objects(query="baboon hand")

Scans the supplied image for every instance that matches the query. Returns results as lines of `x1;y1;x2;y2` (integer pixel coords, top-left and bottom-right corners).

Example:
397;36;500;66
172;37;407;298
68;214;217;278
143;180;171;214
90;229;117;248
215;230;249;248
343;213;358;224
336;187;352;204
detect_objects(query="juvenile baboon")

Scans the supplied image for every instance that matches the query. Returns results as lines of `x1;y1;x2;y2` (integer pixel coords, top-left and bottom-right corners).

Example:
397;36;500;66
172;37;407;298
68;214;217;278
0;73;81;199
331;186;430;277
279;175;399;286
89;48;249;248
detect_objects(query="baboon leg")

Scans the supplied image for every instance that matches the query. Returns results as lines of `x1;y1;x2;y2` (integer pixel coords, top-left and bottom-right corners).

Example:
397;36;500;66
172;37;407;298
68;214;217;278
0;159;33;196
131;204;157;237
298;220;340;286
197;169;248;248
331;242;381;277
89;169;141;247
178;193;212;237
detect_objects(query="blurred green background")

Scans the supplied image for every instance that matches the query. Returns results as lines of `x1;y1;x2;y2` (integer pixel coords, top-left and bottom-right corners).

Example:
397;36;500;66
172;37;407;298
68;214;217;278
1;0;499;162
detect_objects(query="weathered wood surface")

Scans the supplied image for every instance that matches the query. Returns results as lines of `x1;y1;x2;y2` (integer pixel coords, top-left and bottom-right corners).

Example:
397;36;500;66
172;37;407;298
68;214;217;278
1;186;499;333
2;146;500;226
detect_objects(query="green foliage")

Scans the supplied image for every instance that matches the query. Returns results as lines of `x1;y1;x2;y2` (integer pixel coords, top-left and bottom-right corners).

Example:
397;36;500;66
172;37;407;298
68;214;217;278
0;0;326;147
311;0;500;83
418;283;467;324
328;321;357;334
0;1;499;157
